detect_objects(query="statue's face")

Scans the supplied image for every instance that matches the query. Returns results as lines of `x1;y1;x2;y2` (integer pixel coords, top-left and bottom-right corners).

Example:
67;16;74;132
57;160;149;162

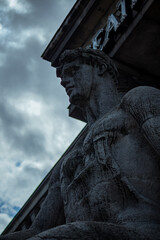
60;58;93;106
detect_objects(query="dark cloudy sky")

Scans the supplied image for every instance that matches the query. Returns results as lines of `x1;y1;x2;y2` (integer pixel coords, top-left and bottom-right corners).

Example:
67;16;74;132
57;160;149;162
0;0;85;232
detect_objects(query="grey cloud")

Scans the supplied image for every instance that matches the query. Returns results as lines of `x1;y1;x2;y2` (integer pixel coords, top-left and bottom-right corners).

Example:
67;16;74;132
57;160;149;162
0;200;19;218
0;1;7;8
0;52;31;96
0;29;67;107
0;0;75;107
14;130;46;157
0;101;24;128
0;101;46;157
23;164;46;178
0;214;12;233
1;0;76;42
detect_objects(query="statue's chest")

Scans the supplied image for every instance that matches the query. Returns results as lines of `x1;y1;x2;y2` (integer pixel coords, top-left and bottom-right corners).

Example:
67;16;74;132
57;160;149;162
61;110;130;184
60;110;137;222
61;109;135;192
83;109;134;166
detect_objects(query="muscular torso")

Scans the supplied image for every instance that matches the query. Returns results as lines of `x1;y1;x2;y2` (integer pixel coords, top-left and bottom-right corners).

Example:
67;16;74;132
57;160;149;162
60;106;160;227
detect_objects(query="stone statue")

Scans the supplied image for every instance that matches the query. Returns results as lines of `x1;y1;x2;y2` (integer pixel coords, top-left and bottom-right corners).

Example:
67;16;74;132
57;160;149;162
1;48;160;239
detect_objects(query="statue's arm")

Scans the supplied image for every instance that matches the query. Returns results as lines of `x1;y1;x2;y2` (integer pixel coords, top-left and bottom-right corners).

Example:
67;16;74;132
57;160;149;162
30;169;65;231
0;164;65;240
121;86;160;156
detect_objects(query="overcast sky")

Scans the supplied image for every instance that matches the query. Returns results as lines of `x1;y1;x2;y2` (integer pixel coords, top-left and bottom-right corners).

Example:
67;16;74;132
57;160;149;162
0;0;85;233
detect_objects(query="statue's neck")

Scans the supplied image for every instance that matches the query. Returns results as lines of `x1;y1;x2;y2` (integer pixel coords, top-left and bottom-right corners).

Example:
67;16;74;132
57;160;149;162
84;78;119;126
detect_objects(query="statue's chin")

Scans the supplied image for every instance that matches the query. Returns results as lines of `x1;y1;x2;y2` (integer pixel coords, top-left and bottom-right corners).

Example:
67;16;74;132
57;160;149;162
69;94;86;107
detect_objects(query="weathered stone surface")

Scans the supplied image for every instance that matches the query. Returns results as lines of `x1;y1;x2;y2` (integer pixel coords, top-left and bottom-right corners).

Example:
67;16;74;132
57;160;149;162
27;221;159;240
1;48;160;239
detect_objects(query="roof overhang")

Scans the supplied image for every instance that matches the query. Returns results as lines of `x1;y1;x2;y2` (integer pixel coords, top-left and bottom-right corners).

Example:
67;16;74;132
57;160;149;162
42;0;117;66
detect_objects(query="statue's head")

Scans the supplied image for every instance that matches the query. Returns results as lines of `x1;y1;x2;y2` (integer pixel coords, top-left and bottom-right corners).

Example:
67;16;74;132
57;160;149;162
56;48;118;107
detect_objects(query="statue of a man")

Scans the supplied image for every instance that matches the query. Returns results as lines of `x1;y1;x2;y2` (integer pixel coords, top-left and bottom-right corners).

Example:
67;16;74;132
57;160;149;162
1;48;160;239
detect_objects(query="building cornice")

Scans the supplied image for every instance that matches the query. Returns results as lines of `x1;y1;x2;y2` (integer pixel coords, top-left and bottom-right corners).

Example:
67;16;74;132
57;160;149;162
41;0;118;67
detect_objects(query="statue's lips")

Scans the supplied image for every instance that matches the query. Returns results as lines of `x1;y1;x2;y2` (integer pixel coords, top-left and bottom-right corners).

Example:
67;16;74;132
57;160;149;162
66;86;74;95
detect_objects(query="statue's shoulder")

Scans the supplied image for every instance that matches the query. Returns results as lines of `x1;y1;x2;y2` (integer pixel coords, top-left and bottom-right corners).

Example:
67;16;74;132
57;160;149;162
121;86;160;112
120;86;160;125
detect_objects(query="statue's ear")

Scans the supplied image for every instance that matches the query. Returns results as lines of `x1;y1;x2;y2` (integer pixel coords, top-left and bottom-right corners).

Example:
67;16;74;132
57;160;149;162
98;63;107;76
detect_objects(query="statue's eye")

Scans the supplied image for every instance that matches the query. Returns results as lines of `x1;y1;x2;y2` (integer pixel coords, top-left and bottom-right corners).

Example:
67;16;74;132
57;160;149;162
64;68;74;76
63;66;79;76
71;70;75;75
64;69;70;75
70;67;75;75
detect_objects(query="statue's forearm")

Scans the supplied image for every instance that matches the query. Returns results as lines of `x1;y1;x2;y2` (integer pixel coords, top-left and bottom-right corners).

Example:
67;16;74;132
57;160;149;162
0;229;38;240
30;179;65;231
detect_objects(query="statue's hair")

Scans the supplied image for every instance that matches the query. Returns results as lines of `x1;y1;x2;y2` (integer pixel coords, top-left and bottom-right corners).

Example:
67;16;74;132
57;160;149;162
56;48;118;85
